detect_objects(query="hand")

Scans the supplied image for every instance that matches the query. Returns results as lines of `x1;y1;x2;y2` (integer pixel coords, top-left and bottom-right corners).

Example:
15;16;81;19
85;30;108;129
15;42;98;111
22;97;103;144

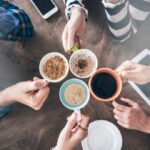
113;98;150;133
62;7;86;53
116;60;150;84
54;113;89;150
0;77;50;110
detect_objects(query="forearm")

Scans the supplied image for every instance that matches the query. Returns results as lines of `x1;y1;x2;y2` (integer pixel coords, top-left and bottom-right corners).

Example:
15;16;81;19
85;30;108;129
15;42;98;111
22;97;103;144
102;0;134;42
0;87;14;106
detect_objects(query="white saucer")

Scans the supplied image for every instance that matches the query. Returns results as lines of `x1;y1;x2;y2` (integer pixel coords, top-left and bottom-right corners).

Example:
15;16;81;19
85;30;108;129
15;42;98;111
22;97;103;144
81;120;122;150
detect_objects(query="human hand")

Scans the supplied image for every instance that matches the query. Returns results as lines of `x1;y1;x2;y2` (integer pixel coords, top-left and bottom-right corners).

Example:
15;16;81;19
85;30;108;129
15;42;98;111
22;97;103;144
113;98;150;133
116;60;150;84
54;113;89;150
62;7;86;53
1;77;50;110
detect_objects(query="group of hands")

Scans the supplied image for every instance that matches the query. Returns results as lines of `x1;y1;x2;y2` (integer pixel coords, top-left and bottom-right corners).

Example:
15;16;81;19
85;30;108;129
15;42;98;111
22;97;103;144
53;61;150;150
0;6;150;150
1;61;150;130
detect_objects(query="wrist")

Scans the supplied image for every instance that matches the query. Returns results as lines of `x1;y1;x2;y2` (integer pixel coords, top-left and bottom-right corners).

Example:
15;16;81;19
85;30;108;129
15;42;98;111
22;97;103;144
143;116;150;134
0;87;14;106
70;7;87;21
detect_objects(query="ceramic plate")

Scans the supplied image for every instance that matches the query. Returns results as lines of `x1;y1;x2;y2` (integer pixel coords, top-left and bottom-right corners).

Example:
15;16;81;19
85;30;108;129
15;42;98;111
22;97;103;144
82;120;122;150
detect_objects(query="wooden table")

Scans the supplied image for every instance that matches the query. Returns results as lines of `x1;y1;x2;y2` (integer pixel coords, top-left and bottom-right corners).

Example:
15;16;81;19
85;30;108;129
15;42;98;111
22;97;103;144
0;0;150;150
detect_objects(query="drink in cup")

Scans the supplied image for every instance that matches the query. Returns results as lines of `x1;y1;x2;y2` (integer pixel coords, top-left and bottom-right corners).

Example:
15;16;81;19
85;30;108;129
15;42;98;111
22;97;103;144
39;52;69;83
89;68;122;101
69;49;98;79
59;78;90;120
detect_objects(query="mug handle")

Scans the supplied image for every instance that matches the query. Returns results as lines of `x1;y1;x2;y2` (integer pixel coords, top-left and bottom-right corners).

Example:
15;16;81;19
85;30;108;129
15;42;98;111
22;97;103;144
74;109;82;121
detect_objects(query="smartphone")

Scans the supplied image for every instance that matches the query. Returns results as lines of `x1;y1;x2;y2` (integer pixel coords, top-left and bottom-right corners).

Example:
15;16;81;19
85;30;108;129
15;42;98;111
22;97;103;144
129;49;150;105
31;0;58;19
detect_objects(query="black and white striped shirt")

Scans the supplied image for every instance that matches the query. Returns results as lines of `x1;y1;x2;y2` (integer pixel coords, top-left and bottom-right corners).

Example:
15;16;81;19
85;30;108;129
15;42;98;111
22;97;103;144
64;0;150;42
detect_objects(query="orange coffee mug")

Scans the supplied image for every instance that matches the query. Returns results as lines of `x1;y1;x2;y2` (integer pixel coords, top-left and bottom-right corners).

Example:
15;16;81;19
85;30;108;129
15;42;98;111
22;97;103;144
88;68;122;102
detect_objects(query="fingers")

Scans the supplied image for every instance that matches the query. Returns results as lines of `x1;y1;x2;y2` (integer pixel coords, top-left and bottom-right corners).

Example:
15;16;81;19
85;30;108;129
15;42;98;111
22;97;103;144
26;78;48;91
62;25;68;52
113;100;131;125
62;23;75;52
113;108;124;117
120;97;137;107
116;60;135;81
117;121;129;129
112;101;129;112
80;115;89;129
116;60;133;73
67;26;75;51
75;115;89;140
63;113;78;135
29;86;50;110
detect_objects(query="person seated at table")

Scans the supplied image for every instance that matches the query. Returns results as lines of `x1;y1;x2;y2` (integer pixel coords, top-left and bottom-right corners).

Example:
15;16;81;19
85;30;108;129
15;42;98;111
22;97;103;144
51;113;89;150
0;77;50;119
62;0;150;52
113;60;150;133
0;0;33;41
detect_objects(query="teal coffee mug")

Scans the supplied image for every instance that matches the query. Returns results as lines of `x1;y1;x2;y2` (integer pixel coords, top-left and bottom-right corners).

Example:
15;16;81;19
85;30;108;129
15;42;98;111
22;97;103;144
59;78;90;120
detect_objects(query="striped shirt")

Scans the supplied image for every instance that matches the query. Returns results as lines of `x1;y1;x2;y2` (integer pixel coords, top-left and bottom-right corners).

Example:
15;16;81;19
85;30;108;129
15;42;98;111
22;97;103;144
0;0;33;41
65;0;150;42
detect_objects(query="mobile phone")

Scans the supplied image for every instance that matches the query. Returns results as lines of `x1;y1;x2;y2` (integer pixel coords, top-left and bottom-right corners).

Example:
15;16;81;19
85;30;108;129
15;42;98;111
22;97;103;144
31;0;58;19
129;49;150;105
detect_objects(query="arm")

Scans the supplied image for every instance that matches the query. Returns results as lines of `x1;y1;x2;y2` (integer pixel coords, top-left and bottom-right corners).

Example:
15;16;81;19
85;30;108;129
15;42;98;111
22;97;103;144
116;60;150;84
113;97;150;134
0;87;14;106
62;0;88;52
52;113;89;150
102;0;135;42
0;77;50;110
63;0;88;20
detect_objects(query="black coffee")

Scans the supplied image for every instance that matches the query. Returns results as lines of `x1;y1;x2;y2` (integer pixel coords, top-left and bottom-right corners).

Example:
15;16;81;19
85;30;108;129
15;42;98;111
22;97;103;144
91;73;117;99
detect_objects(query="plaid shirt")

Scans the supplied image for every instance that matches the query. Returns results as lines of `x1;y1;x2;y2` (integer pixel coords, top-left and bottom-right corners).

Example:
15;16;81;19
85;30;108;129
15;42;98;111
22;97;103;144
0;1;33;41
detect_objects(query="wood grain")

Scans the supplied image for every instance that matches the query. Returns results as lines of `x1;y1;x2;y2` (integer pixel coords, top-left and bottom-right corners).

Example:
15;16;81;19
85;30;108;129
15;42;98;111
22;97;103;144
0;0;150;150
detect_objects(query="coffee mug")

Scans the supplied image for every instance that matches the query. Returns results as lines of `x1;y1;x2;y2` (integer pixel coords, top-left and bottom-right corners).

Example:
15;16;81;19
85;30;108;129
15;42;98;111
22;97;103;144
88;68;122;102
39;52;69;83
69;43;98;79
59;78;90;120
69;49;98;79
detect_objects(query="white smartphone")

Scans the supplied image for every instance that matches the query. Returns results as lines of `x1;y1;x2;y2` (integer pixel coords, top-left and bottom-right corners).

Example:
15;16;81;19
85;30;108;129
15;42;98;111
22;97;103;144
31;0;58;19
129;49;150;105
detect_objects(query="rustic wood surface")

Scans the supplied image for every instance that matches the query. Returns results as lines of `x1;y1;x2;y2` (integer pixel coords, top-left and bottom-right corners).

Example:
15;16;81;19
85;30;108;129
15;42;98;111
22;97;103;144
0;0;150;150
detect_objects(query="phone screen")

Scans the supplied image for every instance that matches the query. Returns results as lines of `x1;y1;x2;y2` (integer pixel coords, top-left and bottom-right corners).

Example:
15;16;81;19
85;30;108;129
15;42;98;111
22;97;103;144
32;0;55;15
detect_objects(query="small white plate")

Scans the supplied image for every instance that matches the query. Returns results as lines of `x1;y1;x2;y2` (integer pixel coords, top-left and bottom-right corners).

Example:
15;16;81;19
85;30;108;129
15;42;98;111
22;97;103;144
82;120;122;150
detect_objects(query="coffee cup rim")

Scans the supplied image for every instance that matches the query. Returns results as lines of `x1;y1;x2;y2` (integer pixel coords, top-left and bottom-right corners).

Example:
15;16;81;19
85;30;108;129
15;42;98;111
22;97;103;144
88;68;122;102
39;52;69;83
69;49;98;79
59;78;90;110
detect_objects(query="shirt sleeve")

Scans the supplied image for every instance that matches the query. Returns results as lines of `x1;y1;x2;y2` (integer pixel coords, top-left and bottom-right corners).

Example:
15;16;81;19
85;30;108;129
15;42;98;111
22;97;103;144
63;0;88;20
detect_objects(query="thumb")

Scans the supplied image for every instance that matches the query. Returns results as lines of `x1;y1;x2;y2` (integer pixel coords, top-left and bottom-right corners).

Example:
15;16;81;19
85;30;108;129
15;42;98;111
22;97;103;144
121;97;137;107
25;79;48;91
63;113;77;135
67;27;75;50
